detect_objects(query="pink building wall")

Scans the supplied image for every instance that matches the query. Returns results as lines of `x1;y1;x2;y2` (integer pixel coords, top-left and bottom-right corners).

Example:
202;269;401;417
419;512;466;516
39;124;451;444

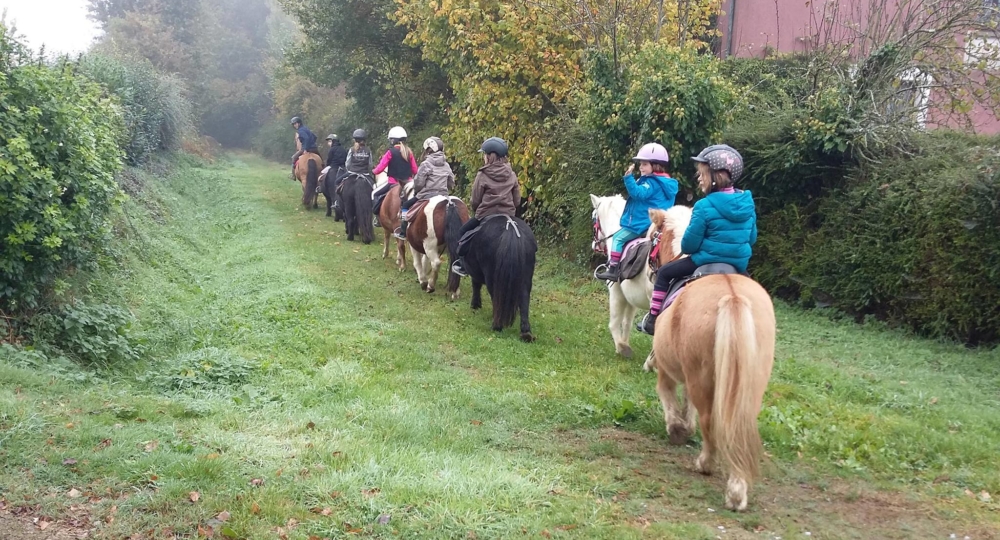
717;0;1000;134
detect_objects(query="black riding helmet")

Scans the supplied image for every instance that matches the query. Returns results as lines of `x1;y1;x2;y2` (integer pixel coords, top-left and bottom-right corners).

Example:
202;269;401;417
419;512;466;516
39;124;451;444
352;128;367;141
479;136;508;157
290;116;302;126
326;134;338;142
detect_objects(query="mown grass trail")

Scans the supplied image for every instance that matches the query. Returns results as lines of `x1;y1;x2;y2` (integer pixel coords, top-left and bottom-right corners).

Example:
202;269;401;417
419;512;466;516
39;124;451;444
1;154;998;539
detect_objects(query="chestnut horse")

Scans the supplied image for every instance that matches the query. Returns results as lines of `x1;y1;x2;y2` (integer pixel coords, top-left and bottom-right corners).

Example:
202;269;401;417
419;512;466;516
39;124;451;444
645;209;776;512
379;182;414;271
294;152;324;209
405;196;469;298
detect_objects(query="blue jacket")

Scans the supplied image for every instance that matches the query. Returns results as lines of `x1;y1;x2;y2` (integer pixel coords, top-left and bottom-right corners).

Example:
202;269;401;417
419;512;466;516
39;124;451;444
620;173;678;234
297;126;318;151
681;190;758;273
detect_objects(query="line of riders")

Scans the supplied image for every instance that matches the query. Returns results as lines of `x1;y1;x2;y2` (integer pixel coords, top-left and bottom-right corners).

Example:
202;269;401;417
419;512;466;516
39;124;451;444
290;117;757;337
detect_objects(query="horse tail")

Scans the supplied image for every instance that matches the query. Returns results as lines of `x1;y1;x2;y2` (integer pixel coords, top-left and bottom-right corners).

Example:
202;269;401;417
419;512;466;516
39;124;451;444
444;199;463;293
492;219;525;329
357;177;374;244
305;158;319;207
712;291;763;488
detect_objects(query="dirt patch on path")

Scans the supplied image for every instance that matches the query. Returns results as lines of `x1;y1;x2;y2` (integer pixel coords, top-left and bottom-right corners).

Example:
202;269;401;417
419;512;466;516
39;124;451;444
0;512;88;540
549;428;1000;539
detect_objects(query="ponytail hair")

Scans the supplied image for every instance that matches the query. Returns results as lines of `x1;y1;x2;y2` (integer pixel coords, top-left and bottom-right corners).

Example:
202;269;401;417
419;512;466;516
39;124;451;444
397;142;412;161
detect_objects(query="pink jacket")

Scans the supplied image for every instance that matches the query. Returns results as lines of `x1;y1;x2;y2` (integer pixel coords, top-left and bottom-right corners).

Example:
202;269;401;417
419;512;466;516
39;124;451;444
372;147;418;184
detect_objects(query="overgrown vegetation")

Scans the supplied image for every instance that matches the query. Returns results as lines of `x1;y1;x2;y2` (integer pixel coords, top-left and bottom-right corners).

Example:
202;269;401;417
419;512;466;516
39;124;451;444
78;54;193;165
0;24;125;314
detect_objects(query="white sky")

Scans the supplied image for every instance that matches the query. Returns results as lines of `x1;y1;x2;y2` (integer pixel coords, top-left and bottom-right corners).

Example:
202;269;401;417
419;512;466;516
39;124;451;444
1;0;101;55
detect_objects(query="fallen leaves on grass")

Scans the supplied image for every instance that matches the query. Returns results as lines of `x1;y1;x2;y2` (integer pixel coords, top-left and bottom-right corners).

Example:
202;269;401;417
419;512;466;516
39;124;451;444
67;488;82;499
189;491;200;503
62;458;78;466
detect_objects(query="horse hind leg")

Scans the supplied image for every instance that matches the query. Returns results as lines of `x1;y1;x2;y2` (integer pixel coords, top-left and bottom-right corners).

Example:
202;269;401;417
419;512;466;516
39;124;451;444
396;239;406;272
382;228;391;259
424;240;441;294
412;251;428;290
518;282;534;342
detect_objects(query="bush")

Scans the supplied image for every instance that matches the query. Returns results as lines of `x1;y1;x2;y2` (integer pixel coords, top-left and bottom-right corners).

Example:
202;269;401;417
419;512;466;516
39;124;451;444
251;117;298;162
580;43;736;192
754;132;1000;344
0;24;125;312
78;53;193;165
26;301;142;366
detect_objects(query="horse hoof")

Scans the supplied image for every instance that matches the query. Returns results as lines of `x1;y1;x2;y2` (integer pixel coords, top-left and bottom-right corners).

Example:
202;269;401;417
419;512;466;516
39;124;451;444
420;282;428;291
426;287;435;294
449;291;460;301
618;345;634;359
695;454;713;476
725;478;749;512
520;332;536;343
667;424;690;446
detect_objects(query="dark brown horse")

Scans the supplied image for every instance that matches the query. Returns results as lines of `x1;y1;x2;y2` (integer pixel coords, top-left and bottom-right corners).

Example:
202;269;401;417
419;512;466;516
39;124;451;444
405;195;469;298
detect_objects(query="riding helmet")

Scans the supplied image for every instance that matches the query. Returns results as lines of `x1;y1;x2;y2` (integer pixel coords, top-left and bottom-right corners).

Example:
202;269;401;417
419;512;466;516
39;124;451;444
326;134;338;142
290;116;302;126
388;126;408;141
633;142;670;166
479;136;509;157
352;128;367;141
423;136;444;153
692;144;744;183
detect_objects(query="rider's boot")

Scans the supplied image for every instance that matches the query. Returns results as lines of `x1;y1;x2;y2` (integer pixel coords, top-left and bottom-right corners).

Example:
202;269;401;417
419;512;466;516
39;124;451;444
594;263;620;281
637;312;657;335
451;258;469;277
394;220;407;240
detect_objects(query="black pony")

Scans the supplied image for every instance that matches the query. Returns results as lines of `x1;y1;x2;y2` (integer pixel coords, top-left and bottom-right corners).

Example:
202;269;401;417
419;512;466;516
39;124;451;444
321;168;345;221
341;172;374;243
463;215;537;342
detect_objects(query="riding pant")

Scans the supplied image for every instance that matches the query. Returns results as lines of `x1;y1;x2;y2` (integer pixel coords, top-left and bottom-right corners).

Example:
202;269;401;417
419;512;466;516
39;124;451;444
649;257;698;315
609;229;642;264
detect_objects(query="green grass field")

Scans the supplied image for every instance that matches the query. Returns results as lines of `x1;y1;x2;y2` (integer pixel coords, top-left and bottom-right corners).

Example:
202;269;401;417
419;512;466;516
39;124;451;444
1;154;998;539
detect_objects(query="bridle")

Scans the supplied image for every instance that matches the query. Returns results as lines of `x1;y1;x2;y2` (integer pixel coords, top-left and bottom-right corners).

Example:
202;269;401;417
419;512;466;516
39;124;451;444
591;210;617;256
648;227;664;274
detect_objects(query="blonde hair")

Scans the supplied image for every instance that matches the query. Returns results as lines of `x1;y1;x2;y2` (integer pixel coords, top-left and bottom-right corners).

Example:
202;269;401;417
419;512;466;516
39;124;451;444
396;142;412;161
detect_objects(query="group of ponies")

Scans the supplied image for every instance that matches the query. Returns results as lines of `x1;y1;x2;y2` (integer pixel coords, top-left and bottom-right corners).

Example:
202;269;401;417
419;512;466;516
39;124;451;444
591;194;776;512
292;154;537;341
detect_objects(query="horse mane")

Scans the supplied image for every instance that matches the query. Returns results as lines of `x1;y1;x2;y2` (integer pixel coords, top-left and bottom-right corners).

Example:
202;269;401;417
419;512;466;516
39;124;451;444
650;206;692;257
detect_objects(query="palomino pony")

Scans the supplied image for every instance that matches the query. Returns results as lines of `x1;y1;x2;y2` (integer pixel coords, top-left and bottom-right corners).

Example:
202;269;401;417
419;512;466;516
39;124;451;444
295;152;324;208
379;182;414;271
590;194;691;359
645;209;776;512
461;215;537;342
405;196;469;298
340;171;374;244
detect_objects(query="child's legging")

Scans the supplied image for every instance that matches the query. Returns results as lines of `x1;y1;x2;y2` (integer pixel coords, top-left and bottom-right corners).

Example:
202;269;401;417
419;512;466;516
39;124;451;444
608;229;642;264
649;257;698;316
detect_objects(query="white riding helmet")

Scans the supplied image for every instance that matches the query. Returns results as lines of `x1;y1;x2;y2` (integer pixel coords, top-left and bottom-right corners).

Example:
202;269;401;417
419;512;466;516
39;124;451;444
387;126;407;140
422;136;444;153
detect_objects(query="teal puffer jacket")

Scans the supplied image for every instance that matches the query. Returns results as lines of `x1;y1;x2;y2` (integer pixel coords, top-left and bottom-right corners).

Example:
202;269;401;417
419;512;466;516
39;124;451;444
680;190;758;273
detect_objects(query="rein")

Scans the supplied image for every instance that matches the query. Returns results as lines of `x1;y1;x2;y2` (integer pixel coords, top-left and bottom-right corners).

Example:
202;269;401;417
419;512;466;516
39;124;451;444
592;215;617;255
648;227;664;274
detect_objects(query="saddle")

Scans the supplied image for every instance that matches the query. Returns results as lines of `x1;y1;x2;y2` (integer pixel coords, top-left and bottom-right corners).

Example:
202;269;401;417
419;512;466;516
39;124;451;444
617;238;653;281
661;263;741;310
457;213;509;252
337;171;372;195
405;199;430;222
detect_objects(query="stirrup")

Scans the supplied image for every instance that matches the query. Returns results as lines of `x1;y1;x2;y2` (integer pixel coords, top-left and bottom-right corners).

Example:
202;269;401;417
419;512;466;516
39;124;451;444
594;263;619;281
451;260;469;277
637;312;657;335
373;217;381;228
393;227;406;240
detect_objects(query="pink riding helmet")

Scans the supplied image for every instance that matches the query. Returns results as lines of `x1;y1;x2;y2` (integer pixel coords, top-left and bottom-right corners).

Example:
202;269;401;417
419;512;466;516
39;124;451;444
633;143;670;164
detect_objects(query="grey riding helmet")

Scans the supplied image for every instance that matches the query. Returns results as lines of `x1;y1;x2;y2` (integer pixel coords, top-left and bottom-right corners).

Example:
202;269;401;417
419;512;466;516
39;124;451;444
352;129;367;141
692;144;744;183
479;137;509;157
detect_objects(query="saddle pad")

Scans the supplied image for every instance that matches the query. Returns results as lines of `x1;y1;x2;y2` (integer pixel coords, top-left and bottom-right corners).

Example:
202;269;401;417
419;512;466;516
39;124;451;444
662;263;740;310
405;199;430;222
617;239;652;281
457;214;507;250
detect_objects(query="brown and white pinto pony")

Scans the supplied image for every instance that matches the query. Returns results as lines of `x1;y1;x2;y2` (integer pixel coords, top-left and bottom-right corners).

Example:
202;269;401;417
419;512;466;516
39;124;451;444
405;195;469;298
294;152;324;209
379;181;413;271
644;209;776;512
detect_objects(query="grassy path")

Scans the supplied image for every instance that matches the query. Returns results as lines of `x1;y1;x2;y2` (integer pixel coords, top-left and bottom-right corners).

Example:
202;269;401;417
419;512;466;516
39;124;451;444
1;155;999;539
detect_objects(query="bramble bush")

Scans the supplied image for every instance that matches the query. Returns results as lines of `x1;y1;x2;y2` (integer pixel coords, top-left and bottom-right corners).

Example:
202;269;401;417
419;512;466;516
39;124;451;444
0;23;125;313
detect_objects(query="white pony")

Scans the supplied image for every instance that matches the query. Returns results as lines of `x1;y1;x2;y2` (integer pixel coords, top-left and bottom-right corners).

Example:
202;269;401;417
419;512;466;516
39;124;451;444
590;194;691;359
